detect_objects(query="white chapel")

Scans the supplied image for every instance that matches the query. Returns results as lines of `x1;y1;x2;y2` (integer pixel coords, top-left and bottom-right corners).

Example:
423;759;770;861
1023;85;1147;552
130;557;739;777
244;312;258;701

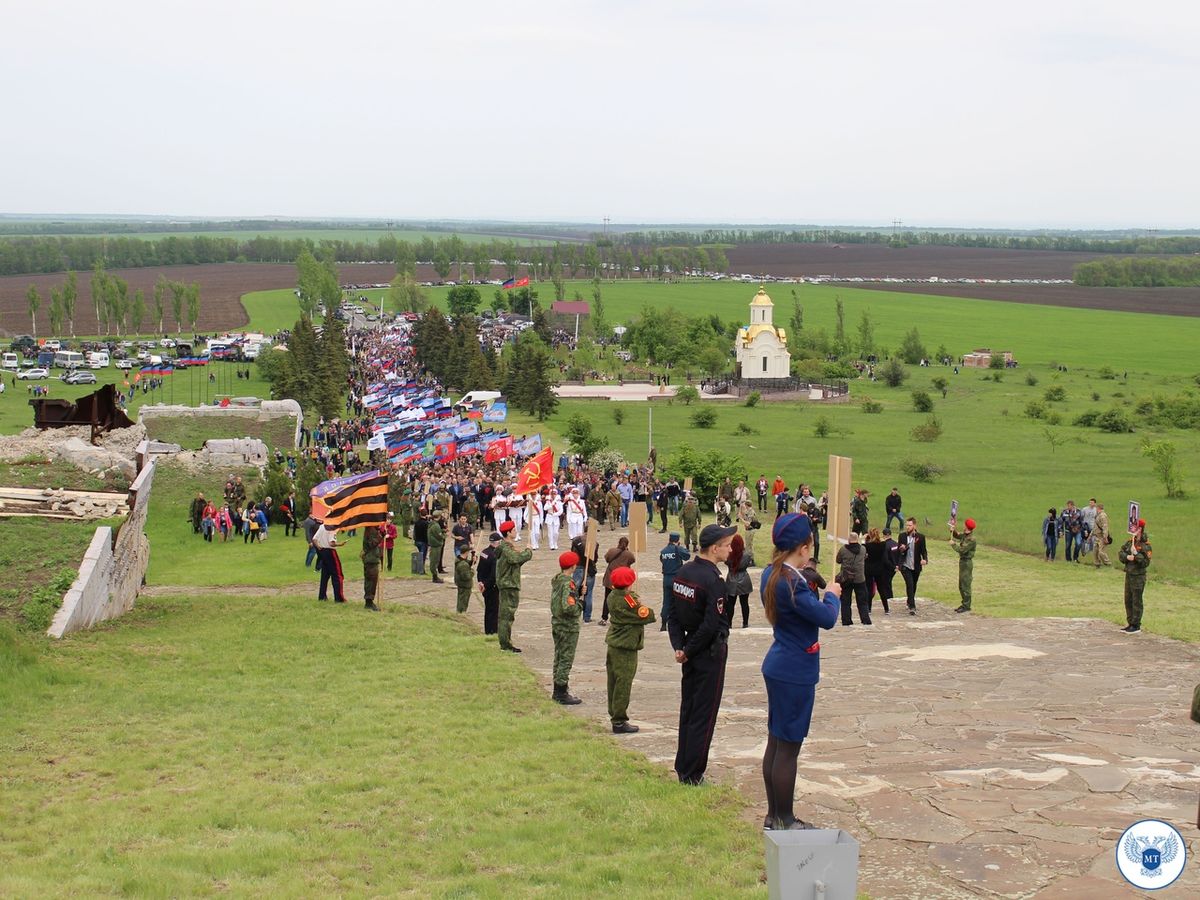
735;287;791;379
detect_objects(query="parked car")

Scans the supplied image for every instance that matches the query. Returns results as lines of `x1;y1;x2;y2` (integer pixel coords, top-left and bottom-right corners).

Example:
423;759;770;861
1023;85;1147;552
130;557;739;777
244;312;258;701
18;367;49;380
63;370;97;385
116;359;136;370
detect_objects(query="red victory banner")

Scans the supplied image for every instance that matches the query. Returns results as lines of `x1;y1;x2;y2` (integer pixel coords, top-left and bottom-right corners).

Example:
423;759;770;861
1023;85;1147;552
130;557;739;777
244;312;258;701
515;446;554;495
484;436;514;463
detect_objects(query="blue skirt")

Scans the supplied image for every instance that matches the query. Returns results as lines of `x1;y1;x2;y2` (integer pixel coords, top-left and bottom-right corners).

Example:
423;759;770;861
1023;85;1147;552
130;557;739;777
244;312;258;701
764;677;816;743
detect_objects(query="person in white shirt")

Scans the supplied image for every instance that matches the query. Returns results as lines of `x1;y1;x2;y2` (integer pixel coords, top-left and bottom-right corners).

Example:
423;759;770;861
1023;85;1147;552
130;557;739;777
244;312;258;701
507;486;525;538
544;489;563;550
527;491;544;550
491;492;508;530
565;487;589;540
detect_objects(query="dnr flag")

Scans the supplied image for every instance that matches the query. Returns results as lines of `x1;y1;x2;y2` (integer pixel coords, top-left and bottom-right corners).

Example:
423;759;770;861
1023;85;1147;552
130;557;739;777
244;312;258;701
501;276;530;290
312;470;389;531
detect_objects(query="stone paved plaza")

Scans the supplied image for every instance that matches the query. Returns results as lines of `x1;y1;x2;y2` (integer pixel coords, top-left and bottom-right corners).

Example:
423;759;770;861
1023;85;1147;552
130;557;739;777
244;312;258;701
393;542;1200;898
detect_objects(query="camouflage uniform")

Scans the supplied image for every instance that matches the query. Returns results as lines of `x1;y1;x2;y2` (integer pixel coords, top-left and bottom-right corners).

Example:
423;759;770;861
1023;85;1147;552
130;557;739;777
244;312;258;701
680;498;701;551
605;587;656;728
496;539;533;650
550;570;582;701
361;524;384;609
949;529;977;610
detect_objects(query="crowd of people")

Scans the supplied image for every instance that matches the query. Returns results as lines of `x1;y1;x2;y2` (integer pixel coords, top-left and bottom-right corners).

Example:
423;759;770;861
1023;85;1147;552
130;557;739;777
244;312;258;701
190;310;1157;836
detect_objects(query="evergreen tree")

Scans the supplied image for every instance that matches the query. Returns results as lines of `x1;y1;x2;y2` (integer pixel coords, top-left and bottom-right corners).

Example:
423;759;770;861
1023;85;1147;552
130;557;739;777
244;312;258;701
466;343;495;391
413;307;453;382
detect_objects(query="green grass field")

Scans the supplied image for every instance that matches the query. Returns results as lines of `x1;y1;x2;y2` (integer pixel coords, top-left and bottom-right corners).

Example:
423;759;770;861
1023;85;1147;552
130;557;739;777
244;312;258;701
0;595;763;897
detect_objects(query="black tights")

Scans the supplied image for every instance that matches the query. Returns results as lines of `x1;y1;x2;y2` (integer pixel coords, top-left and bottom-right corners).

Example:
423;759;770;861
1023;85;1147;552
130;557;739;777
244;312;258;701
762;734;803;825
725;594;750;628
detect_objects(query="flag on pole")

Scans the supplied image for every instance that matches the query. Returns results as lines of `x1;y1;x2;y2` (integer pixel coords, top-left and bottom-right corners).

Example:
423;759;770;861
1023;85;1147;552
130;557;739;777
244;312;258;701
311;470;389;531
501;276;530;290
484;435;514;463
515;446;554;495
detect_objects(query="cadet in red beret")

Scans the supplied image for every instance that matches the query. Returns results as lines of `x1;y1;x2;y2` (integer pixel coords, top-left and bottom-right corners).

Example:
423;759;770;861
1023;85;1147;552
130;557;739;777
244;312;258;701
949;517;977;613
550;551;583;704
605;567;656;733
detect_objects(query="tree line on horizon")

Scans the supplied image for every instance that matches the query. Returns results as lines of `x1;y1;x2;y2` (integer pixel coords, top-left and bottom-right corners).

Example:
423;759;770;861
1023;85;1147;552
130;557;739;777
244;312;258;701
6;225;1200;280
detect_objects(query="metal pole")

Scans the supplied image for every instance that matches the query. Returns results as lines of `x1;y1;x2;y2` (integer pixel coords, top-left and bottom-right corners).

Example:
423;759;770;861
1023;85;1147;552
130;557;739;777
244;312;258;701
648;406;652;454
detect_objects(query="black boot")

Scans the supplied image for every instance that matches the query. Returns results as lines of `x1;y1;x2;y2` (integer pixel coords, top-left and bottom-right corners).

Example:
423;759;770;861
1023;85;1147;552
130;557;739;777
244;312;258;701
365;601;380;611
555;683;581;705
432;574;443;584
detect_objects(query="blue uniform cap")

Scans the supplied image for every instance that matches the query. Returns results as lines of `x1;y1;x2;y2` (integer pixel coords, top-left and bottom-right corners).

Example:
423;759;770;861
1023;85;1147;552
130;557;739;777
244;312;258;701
772;512;813;550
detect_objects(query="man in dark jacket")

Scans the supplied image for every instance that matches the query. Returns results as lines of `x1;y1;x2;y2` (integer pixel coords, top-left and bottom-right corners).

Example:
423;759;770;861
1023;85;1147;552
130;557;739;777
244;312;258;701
669;523;735;785
897;517;929;615
658;532;691;631
476;532;502;635
884;488;903;532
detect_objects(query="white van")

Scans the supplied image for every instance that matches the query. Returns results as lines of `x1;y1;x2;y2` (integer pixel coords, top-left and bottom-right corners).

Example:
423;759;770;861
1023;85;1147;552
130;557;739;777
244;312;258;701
54;350;85;369
87;351;110;368
44;339;62;352
2;352;19;370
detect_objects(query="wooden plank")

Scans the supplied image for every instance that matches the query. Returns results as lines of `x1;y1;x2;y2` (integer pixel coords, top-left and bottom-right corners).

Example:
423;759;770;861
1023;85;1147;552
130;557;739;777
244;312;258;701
0;487;127;503
0;512;91;520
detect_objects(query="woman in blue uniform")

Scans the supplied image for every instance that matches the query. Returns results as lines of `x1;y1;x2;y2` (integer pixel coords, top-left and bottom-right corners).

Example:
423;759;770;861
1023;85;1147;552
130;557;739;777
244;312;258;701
759;512;840;830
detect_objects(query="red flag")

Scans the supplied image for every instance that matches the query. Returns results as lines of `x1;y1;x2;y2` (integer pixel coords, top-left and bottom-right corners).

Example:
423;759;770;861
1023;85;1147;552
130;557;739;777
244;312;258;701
515;446;554;495
435;440;457;462
484;436;514;463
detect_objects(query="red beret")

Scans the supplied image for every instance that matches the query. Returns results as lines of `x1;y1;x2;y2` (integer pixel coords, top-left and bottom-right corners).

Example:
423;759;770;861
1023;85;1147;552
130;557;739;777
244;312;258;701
499;521;515;534
964;518;976;531
611;566;637;588
558;551;580;569
1137;518;1146;528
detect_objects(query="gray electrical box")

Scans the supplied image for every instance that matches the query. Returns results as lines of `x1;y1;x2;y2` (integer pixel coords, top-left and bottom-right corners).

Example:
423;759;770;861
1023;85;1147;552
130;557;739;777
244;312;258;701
764;829;860;900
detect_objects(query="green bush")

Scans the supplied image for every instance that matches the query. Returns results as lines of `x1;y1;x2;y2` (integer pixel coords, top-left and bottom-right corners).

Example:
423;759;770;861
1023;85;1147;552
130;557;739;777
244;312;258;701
860;398;883;414
612;407;625;425
1133;397;1154;417
674;385;700;406
989;353;1006;370
910;415;943;442
734;422;760;436
911;390;934;413
690;407;717;429
813;416;832;438
1091;391;1101;402
1099;365;1117;380
661;443;744;506
1046;412;1063;425
564;414;609;461
744;391;761;408
1025;372;1039;386
1073;409;1101;428
822;362;856;380
900;459;945;482
1043;386;1067;403
1097;407;1134;433
990;371;1004;382
1024;400;1047;420
878;358;908;387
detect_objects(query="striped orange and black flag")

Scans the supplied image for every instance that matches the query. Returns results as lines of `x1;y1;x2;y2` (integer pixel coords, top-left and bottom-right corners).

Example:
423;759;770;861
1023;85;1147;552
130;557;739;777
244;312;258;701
312;470;389;531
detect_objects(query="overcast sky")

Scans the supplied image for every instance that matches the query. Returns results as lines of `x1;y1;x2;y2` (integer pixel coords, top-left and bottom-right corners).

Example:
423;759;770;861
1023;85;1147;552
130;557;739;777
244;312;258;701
2;1;1196;228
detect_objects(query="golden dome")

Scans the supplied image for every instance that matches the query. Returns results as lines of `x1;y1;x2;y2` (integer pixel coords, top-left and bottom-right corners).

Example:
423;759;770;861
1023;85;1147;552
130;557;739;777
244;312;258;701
749;287;774;307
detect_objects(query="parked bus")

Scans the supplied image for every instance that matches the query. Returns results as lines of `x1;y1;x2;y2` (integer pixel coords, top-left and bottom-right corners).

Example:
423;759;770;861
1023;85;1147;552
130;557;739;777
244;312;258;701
54;350;85;369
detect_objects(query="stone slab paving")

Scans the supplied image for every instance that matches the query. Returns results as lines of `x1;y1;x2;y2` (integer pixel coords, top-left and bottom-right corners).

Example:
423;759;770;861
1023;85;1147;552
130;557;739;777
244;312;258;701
379;542;1200;899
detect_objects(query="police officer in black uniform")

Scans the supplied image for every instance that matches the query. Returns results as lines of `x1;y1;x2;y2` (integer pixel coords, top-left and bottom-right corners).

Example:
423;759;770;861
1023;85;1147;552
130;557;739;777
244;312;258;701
668;522;736;785
476;531;502;635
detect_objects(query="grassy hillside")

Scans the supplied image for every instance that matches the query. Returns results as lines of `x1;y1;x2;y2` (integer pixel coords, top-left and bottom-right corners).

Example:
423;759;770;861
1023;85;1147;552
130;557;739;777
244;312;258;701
0;595;763;897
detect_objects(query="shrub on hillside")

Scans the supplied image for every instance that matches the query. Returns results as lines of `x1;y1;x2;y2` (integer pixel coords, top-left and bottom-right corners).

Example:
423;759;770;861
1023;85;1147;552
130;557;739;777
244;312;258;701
1097;407;1134;433
879;358;907;387
1024;400;1047;420
1025;372;1039;386
674;385;699;406
860;398;883;414
813;416;832;438
900;459;945;482
612;407;625;425
911;390;934;413
1073;409;1101;428
1044;386;1067;403
910;415;943;442
734;422;760;436
744;391;761;408
20;570;75;633
690;408;717;429
589;448;629;475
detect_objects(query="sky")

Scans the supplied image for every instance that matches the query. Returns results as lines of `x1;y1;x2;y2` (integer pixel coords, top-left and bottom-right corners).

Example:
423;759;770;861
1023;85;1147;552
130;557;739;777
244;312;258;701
2;1;1197;229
